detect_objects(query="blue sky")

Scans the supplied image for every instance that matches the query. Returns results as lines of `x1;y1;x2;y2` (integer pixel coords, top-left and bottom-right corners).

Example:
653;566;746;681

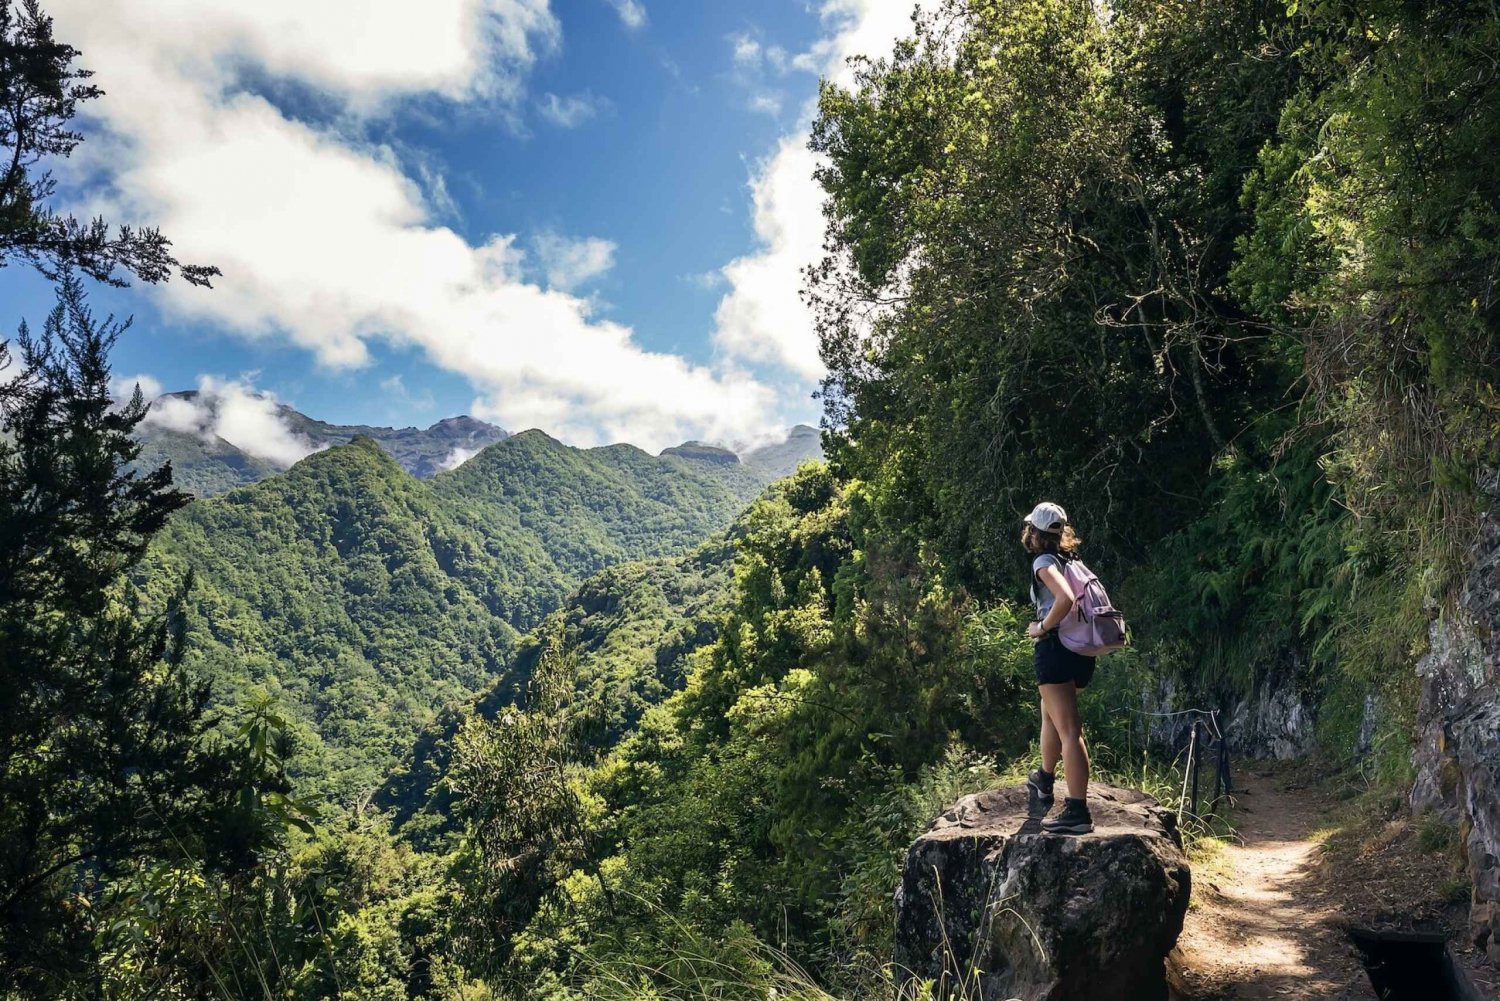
0;0;924;455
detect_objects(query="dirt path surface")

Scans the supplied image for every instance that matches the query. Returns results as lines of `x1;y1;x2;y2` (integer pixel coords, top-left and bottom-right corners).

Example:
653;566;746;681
1170;769;1375;1000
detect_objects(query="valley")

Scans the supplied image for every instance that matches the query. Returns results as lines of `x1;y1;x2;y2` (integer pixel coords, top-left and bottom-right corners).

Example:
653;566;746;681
136;414;820;800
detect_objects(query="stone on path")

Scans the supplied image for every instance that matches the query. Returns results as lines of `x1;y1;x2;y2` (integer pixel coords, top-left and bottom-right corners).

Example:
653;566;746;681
894;783;1191;1001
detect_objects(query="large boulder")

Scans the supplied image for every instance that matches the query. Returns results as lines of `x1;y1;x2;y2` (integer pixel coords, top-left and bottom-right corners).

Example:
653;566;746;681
894;784;1190;1001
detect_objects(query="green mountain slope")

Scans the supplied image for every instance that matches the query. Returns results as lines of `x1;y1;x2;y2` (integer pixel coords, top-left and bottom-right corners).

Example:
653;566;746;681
380;532;737;841
134;429;279;497
134;385;822;504
142;430;779;802
435;429;762;581
142;438;524;799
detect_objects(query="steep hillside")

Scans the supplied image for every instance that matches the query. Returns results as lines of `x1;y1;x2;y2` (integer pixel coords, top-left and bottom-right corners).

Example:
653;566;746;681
141;438;526;799
134;428;279;497
380;531;737;841
435;429;761;580
143;430;780;801
138;387;824;500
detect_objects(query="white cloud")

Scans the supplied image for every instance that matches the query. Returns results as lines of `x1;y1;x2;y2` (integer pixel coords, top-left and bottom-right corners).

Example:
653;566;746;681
533;231;617;291
682;270;726;291
110;372;163;403
86;0;558;115
731;34;763;69
207;378;325;468
731;33;796;76
712;136;826;378
748;92;783;116
603;0;647;30
440;444;481;471
141;376;326;468
141;394;205;435
537;91;608;128
711;1;931;382
47;0;796;451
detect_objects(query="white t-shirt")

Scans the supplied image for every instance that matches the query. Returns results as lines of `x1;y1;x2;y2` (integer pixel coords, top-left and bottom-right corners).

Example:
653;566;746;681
1031;554;1065;620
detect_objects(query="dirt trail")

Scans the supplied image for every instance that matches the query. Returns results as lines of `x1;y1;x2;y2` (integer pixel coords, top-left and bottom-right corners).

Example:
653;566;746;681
1170;769;1374;1000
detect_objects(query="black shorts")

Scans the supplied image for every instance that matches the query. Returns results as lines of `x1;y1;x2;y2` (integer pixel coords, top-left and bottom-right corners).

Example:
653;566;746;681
1034;631;1095;688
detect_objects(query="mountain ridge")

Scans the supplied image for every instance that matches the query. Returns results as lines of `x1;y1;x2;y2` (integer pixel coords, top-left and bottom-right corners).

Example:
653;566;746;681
139;423;819;801
134;390;822;497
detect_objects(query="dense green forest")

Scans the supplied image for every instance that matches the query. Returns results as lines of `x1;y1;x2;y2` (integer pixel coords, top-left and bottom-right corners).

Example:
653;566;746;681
3;0;1498;998
133;426;281;497
136;429;798;800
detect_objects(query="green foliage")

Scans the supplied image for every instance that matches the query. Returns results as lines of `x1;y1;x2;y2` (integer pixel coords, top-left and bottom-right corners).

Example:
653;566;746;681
429;466;1040;992
1237;2;1500;568
0;277;281;996
96;799;484;1001
137;427;770;803
20;0;1499;995
434;429;766;580
449;638;615;965
0;1;216;287
809;0;1307;599
133;425;280;497
137;437;523;803
500;535;737;743
808;0;1497;760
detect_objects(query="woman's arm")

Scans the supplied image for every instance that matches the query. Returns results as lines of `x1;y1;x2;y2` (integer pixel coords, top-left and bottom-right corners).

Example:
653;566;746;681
1027;564;1075;638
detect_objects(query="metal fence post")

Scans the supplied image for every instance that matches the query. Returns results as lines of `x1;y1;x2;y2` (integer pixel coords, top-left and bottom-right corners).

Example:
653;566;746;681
1189;721;1202;820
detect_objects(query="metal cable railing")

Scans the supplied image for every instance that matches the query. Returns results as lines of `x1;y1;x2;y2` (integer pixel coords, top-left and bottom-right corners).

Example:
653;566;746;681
1132;707;1233;824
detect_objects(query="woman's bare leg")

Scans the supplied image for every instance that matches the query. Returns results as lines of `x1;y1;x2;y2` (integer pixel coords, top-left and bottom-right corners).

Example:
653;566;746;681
1039;698;1061;776
1039;682;1089;801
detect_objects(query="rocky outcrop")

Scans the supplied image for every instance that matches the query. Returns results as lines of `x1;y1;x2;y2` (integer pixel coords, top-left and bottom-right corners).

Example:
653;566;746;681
1226;663;1319;759
1410;618;1491;814
894;784;1190;1001
1410;471;1500;961
660;441;741;465
1139;662;1316;761
1449;690;1500;962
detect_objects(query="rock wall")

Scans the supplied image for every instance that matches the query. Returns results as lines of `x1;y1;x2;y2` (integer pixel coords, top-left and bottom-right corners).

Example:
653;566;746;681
1410;473;1500;962
893;784;1190;1001
1140;659;1317;760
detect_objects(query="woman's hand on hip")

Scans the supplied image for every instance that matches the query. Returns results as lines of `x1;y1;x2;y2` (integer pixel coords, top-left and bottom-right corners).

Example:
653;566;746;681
1027;621;1044;640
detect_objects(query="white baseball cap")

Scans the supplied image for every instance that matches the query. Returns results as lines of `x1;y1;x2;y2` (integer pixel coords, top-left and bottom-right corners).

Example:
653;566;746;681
1023;501;1068;533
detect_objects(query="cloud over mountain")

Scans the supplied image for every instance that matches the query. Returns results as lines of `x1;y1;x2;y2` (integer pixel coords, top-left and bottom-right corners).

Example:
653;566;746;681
142;377;326;469
47;0;781;452
40;0;926;452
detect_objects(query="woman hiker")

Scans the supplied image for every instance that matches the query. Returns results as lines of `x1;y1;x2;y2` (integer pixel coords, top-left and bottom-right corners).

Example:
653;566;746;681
1022;501;1095;834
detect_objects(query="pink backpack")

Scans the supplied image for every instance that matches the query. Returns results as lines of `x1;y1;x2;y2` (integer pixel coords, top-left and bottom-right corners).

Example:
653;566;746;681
1056;557;1129;657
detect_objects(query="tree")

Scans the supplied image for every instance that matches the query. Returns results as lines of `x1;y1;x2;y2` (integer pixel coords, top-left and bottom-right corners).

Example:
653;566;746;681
0;0;217;286
806;0;1319;600
449;633;614;970
0;275;249;993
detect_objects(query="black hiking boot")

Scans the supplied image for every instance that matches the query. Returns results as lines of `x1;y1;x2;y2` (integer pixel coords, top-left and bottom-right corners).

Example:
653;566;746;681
1025;768;1055;819
1041;797;1093;835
